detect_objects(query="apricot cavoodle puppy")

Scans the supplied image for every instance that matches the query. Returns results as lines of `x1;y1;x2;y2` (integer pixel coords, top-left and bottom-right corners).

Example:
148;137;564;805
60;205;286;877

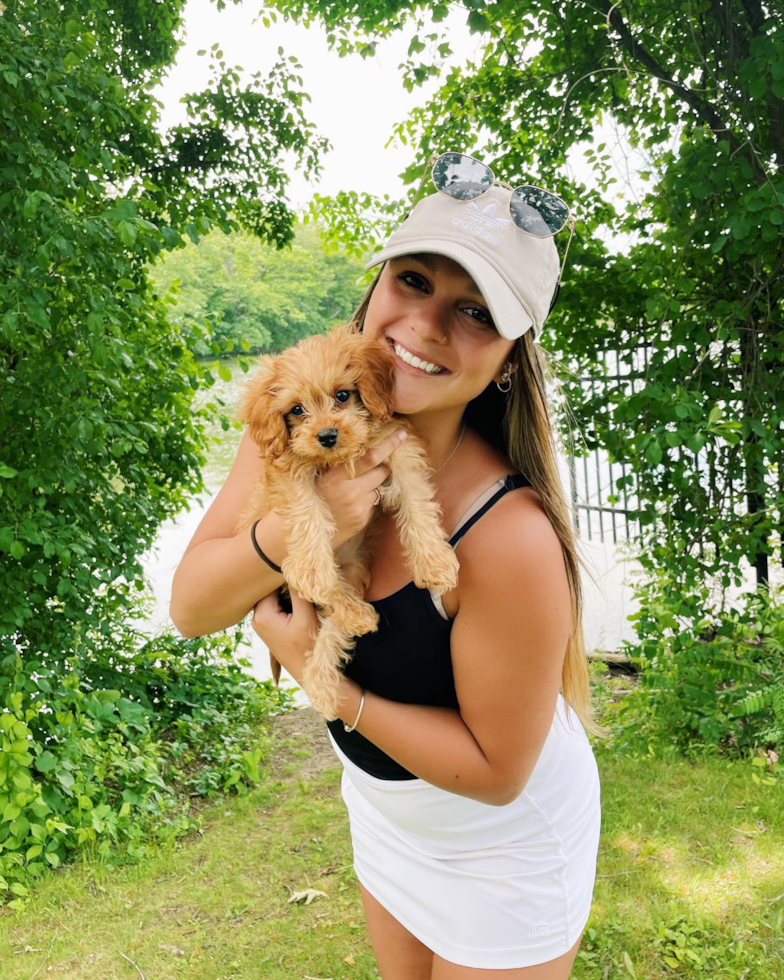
234;321;459;720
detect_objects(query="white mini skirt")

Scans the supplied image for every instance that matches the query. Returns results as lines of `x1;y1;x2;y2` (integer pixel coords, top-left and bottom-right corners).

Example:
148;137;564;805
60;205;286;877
326;694;601;969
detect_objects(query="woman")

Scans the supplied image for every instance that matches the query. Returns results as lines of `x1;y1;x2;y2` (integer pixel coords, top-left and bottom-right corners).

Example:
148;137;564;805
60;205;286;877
170;162;601;978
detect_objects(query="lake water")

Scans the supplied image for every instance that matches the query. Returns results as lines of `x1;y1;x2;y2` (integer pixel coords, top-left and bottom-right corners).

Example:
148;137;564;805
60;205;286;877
135;355;770;708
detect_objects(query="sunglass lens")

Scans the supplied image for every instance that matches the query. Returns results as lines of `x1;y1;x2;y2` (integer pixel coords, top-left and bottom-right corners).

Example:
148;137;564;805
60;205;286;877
432;152;493;201
510;186;569;237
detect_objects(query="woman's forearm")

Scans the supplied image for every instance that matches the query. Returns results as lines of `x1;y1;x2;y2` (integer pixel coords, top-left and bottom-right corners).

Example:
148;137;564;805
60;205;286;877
169;510;288;638
334;677;508;807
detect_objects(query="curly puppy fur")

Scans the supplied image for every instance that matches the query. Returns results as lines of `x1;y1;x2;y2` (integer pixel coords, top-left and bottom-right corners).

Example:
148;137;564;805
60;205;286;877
234;322;460;720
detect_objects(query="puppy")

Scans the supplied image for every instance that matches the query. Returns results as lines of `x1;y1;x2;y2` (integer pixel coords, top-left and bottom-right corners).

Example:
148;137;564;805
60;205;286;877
234;321;460;720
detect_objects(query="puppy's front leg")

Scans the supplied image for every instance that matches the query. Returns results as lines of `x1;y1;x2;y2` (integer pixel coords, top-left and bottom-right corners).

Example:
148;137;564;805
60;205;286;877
276;476;341;608
381;437;460;595
330;534;379;637
302;615;358;721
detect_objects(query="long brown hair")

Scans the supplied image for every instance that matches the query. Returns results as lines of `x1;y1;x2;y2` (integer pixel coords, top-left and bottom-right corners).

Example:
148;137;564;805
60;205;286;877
349;263;603;736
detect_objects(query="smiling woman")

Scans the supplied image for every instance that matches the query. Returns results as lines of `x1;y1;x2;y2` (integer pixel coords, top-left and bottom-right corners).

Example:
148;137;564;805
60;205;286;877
172;172;601;976
263;177;603;979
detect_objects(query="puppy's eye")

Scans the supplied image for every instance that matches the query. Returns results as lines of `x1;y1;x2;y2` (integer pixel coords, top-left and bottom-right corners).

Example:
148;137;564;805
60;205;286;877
335;390;352;404
290;405;305;417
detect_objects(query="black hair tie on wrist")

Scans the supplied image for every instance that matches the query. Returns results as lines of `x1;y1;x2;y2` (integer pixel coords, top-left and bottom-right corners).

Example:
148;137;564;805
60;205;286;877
250;519;283;573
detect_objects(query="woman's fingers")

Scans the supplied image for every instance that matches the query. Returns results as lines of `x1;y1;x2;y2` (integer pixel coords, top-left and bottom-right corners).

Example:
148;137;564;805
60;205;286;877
353;430;408;484
252;590;280;632
319;430;407;486
315;429;408;548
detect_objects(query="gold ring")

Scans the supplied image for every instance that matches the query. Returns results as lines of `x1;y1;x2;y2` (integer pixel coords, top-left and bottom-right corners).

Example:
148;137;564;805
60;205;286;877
373;487;383;506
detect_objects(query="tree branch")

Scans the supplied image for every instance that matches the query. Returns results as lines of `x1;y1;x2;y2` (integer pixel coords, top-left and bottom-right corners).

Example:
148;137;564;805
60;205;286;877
596;0;768;181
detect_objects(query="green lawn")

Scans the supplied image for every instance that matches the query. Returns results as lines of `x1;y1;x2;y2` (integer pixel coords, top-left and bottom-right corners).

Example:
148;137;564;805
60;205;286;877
1;707;782;979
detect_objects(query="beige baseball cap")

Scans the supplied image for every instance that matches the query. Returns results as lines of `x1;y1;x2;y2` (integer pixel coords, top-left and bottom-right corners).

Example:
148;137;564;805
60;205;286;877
364;184;561;342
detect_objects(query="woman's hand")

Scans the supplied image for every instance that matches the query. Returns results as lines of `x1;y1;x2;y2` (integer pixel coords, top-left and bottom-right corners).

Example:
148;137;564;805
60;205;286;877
318;429;408;550
251;587;320;688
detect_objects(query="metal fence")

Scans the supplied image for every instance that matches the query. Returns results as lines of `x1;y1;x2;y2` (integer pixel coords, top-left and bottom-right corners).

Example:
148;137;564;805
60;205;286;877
566;343;651;545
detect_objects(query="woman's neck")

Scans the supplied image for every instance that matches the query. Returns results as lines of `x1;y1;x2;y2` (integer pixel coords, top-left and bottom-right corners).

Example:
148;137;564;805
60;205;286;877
404;408;467;477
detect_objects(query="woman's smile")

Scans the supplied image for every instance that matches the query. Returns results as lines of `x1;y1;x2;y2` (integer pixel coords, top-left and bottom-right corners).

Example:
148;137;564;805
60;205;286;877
386;337;452;377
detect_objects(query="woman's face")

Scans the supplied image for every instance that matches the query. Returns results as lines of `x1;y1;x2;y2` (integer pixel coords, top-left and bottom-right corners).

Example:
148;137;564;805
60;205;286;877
362;252;517;417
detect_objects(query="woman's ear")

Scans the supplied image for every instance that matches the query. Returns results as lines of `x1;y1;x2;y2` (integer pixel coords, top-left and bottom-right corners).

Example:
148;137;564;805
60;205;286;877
353;336;396;423
235;354;288;458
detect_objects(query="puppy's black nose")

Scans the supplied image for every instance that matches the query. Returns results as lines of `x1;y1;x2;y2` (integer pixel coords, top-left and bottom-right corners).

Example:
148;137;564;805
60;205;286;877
317;428;338;448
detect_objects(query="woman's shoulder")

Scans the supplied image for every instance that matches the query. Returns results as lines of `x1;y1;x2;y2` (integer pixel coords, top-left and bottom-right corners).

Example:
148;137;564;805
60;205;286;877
453;428;541;507
441;432;545;553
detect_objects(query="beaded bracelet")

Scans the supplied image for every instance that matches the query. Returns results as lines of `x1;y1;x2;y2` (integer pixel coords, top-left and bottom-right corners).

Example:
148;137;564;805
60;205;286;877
250;519;283;574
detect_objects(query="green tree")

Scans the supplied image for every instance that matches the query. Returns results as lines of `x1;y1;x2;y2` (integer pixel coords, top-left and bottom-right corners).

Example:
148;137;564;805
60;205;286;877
261;0;784;751
148;220;369;355
0;0;322;903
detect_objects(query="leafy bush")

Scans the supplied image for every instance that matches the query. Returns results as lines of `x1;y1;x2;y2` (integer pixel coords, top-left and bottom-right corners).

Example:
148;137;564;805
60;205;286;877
610;578;784;756
0;612;295;911
0;0;320;911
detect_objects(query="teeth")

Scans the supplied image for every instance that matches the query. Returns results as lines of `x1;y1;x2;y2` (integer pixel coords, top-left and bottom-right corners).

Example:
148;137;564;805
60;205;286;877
393;342;445;374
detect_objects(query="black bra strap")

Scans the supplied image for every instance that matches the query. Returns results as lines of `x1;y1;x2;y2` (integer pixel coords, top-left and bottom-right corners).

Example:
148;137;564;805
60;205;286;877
448;474;531;548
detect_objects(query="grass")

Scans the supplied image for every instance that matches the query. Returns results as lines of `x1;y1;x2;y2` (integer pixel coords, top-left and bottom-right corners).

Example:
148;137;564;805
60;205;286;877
0;701;782;978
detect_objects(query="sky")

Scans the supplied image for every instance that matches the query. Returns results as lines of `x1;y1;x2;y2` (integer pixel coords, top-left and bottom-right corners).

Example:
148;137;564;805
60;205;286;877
152;0;649;252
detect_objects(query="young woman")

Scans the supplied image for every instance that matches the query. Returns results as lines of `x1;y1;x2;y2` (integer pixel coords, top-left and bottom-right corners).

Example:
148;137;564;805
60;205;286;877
170;161;601;978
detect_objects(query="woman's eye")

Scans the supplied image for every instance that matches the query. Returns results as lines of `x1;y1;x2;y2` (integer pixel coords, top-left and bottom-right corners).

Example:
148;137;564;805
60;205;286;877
290;405;305;417
464;307;495;328
335;390;352;404
397;272;494;328
397;271;426;290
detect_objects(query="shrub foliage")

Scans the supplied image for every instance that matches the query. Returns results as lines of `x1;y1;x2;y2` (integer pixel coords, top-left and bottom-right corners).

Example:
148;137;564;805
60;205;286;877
0;0;318;906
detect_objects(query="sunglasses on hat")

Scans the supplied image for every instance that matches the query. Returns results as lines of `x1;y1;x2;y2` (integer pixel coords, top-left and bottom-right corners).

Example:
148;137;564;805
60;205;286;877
409;151;576;316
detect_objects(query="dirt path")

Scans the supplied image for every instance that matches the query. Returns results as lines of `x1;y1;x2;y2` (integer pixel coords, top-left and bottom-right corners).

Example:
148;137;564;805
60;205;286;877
268;705;340;782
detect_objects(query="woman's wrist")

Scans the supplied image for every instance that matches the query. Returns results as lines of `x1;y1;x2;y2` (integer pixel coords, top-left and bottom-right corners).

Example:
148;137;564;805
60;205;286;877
251;510;288;573
337;676;365;728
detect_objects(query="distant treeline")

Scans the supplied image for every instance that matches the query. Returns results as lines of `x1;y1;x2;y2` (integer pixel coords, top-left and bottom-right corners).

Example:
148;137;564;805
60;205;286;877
147;220;370;357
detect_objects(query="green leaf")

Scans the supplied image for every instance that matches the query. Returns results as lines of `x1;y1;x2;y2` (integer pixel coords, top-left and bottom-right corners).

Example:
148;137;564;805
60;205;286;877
3;803;21;822
34;751;57;774
117;220;137;246
645;441;663;466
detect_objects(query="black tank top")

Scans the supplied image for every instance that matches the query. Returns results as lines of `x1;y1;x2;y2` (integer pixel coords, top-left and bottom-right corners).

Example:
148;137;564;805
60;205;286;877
326;473;531;780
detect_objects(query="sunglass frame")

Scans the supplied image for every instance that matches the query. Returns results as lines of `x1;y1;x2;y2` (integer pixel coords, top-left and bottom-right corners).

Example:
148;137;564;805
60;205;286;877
409;151;577;317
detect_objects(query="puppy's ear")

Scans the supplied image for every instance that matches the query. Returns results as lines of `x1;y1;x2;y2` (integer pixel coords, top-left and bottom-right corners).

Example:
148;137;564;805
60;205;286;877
235;354;288;459
353;337;395;424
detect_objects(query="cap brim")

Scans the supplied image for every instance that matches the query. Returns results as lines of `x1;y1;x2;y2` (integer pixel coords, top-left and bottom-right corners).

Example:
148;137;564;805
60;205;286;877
364;239;537;341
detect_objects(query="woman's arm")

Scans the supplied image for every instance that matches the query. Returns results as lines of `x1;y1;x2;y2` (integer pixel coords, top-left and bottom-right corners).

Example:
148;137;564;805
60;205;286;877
170;426;407;638
169;427;288;638
170;508;288;639
333;492;572;806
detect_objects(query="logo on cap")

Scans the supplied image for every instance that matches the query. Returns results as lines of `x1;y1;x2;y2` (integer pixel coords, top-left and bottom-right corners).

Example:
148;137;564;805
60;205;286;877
451;200;510;247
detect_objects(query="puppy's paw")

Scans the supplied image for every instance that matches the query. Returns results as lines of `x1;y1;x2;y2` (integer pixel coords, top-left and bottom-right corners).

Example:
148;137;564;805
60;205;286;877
411;548;460;596
330;597;380;636
302;662;345;721
283;559;338;607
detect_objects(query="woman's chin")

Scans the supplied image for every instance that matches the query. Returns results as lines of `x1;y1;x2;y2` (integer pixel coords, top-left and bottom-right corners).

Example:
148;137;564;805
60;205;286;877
389;368;452;415
390;393;435;416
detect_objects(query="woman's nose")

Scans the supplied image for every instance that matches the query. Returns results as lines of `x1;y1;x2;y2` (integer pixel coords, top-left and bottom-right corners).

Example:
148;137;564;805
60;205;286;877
410;304;449;343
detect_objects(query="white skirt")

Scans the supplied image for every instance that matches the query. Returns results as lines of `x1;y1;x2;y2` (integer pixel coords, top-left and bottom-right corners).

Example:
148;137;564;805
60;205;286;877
326;694;601;969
